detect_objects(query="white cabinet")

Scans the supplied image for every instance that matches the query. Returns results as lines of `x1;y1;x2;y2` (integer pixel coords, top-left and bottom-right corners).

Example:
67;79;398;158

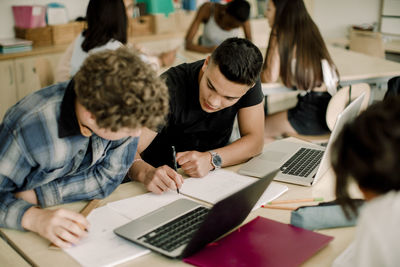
0;59;17;121
14;57;41;100
14;52;62;100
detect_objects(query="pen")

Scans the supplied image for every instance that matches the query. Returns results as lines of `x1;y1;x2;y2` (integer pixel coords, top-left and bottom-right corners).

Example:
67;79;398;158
267;197;324;205
172;145;179;194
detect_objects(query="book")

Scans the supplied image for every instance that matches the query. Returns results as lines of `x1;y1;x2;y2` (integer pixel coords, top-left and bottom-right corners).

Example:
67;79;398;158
183;216;334;267
0;38;32;47
180;169;288;210
0;38;32;54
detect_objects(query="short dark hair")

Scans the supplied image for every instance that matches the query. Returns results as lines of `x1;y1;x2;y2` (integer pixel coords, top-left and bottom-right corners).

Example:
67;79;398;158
81;0;127;52
210;37;263;86
331;96;400;217
74;48;169;132
226;0;250;22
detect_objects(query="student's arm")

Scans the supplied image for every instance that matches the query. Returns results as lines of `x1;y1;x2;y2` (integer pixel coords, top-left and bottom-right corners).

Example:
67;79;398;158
55;42;74;83
34;137;138;206
261;34;280;83
177;102;264;177
185;3;217;53
127;127;184;194
0;125;88;247
242;20;252;42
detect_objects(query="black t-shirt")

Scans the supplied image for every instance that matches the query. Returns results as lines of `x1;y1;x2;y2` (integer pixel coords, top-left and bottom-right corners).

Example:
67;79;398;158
142;60;263;167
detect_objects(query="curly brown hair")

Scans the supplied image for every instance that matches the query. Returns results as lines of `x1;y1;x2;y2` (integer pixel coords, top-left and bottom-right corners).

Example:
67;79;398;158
74;47;169;131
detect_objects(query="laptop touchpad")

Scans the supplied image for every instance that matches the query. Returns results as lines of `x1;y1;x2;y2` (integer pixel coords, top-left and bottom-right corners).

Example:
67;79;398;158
260;151;287;162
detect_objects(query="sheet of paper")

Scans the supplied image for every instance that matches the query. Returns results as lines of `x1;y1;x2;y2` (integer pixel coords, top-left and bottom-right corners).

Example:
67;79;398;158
64;206;150;267
180;169;288;210
107;190;187;220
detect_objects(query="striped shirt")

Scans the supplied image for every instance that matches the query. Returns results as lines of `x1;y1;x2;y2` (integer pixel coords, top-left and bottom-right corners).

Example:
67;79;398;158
0;81;137;230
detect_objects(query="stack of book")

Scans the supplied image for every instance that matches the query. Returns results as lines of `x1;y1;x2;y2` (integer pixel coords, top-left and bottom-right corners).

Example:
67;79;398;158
0;38;32;54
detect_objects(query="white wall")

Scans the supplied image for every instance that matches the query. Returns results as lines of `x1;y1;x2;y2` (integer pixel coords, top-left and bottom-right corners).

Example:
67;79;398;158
0;0;89;39
312;0;381;39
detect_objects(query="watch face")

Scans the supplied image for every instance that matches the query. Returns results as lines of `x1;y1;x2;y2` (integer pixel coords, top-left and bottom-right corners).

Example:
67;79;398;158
212;153;222;167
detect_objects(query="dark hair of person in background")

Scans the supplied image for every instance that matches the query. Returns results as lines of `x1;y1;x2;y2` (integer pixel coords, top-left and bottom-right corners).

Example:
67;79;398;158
331;96;400;217
81;0;127;52
267;0;338;90
211;37;263;86
226;0;251;22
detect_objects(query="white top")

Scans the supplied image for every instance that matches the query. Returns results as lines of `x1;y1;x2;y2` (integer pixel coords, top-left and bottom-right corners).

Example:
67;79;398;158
291;58;339;95
333;191;400;267
201;4;239;47
70;34;123;77
55;34;160;82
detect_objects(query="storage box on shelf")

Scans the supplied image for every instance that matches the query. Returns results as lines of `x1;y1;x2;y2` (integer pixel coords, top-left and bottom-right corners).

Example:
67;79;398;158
129;16;154;37
15;21;86;47
15;26;52;47
51;21;85;45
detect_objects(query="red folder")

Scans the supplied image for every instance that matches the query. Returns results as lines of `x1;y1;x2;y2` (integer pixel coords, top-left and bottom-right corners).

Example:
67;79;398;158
183;216;333;267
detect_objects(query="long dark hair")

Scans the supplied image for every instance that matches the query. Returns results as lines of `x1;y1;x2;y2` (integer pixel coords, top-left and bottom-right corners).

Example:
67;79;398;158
267;0;338;90
81;0;127;52
331;96;400;217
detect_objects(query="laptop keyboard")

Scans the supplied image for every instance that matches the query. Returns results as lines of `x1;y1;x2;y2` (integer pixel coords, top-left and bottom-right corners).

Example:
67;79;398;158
138;206;209;252
280;148;324;177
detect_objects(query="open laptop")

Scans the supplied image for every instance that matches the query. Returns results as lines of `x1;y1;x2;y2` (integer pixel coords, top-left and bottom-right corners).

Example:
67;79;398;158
114;169;278;259
238;93;365;186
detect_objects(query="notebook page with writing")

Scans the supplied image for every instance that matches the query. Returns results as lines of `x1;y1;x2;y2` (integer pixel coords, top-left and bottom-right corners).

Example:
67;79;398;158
180;169;288;210
64;206;150;267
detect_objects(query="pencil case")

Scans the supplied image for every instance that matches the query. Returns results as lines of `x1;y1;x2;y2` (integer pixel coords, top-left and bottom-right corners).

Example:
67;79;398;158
290;199;364;230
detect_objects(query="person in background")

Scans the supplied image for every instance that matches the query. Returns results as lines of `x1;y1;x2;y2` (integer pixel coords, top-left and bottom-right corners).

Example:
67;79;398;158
331;96;400;267
185;0;252;53
262;0;339;143
0;48;169;248
128;38;264;194
55;0;176;82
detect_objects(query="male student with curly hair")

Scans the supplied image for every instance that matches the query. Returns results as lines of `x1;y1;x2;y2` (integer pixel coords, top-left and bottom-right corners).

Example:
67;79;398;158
0;48;169;248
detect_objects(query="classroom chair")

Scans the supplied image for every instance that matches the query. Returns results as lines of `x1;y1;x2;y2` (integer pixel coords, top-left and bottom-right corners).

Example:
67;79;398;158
285;83;371;144
34;57;55;88
349;29;385;59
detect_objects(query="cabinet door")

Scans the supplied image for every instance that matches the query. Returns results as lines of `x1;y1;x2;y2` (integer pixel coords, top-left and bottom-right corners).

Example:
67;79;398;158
15;56;41;100
0;60;17;121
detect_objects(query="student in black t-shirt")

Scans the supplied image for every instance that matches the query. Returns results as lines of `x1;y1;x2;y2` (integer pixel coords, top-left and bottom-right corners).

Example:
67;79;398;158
128;38;264;194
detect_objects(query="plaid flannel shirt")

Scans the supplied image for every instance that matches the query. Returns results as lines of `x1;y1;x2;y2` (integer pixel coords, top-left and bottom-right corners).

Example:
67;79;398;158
0;81;138;230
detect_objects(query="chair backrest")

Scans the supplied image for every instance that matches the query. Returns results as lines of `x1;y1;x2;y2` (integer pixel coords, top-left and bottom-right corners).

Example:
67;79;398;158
34;57;54;88
349;29;385;58
326;83;371;131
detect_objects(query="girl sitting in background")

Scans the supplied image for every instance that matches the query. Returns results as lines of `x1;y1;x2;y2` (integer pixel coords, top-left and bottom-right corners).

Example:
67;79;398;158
185;0;252;53
262;0;339;143
56;0;176;82
331;97;400;267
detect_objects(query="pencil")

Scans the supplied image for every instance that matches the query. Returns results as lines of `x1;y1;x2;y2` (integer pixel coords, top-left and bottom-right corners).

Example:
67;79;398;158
171;145;180;194
267;197;323;205
261;205;298;211
49;199;101;249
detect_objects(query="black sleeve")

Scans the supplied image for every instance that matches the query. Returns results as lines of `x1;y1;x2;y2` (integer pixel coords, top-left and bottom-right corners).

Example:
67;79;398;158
237;79;264;108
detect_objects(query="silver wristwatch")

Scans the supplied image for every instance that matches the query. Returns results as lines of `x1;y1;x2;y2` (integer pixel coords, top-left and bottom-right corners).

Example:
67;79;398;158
209;151;222;170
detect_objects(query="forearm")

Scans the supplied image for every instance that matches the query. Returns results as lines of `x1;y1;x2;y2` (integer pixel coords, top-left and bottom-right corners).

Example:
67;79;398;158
128;158;155;184
214;133;263;168
0;195;35;230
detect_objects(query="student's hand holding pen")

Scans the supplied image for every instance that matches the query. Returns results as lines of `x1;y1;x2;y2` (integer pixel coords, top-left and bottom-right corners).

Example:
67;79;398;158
176;151;214;177
140;165;184;194
21;206;89;248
